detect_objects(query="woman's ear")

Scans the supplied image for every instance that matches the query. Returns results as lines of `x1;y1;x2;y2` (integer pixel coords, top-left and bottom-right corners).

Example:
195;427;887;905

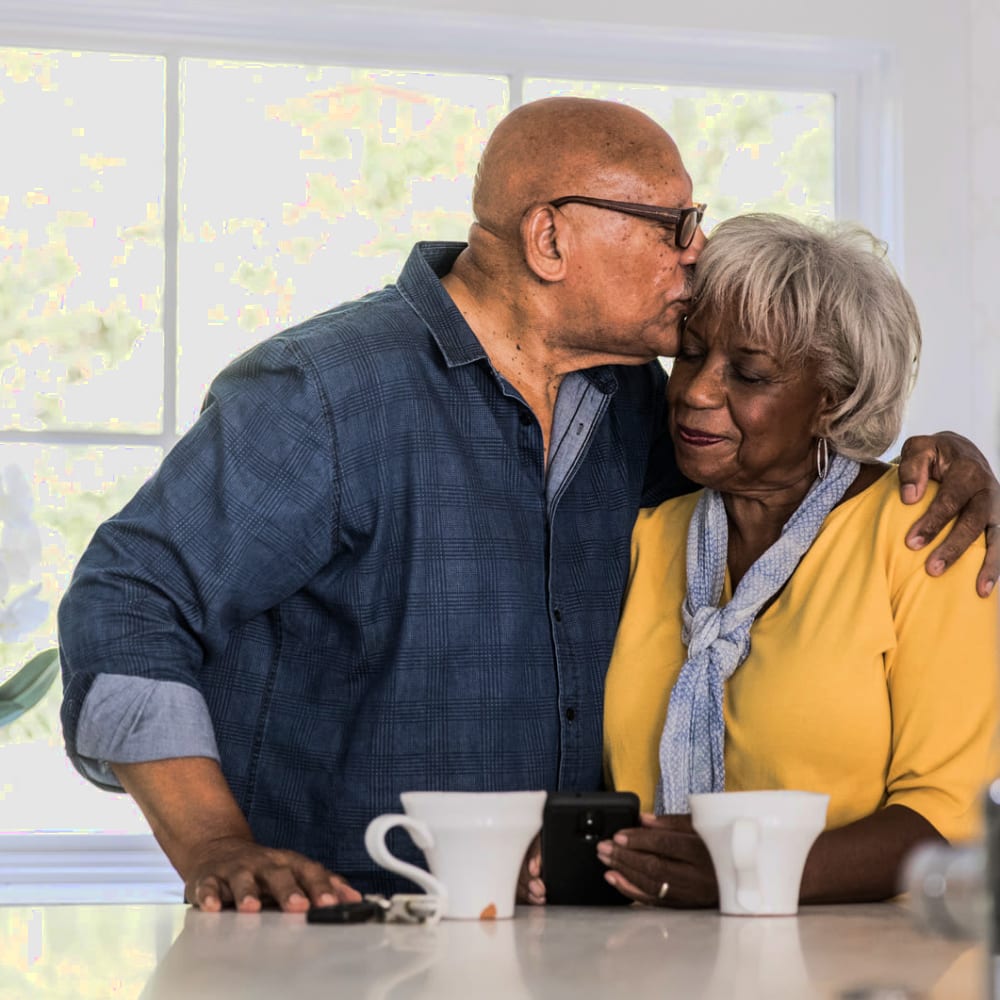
811;389;838;439
521;204;569;282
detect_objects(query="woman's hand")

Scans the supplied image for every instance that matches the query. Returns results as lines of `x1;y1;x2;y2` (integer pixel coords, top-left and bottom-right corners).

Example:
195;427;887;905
596;812;718;908
517;833;546;905
898;431;1000;596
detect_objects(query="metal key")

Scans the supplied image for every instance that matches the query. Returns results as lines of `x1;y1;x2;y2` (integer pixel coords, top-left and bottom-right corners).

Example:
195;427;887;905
307;893;443;925
369;893;443;925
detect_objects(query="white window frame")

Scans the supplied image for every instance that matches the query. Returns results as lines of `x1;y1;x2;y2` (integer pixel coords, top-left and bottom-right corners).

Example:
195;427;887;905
0;834;183;904
0;0;895;901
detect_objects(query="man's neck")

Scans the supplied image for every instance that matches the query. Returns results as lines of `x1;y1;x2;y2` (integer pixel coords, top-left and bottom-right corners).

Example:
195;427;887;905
441;266;570;460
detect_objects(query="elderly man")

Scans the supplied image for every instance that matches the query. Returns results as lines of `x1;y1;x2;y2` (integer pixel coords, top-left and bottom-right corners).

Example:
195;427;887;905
58;97;999;912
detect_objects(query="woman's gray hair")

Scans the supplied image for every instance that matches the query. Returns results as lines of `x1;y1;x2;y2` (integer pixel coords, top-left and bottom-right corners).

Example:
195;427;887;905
687;213;921;461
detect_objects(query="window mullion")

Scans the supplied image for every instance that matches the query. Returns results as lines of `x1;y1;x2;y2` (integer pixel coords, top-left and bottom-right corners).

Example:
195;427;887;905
509;71;525;110
162;52;181;449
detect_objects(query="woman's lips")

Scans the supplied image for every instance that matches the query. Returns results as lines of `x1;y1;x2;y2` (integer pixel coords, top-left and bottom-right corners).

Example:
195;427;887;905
676;424;725;447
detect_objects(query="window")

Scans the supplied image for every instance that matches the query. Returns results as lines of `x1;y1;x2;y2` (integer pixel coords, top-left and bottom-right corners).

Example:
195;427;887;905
0;5;879;892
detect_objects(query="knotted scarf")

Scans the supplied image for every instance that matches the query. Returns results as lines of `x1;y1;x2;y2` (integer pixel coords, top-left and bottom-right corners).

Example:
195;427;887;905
656;452;860;814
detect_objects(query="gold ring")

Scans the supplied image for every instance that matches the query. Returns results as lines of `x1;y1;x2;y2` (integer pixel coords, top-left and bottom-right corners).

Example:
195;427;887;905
657;881;670;900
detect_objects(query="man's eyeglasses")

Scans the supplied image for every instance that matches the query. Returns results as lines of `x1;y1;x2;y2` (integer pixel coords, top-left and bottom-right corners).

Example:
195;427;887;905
550;196;707;250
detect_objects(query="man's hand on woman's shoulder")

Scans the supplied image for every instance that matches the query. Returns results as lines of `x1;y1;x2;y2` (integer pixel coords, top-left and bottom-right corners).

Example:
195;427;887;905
898;431;1000;597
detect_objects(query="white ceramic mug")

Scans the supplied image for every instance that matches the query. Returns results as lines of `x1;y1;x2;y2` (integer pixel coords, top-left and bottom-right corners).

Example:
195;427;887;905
364;790;545;920
689;790;829;916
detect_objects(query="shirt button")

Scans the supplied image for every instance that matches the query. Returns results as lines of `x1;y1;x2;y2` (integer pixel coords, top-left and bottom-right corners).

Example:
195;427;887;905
553;609;562;622
565;707;576;721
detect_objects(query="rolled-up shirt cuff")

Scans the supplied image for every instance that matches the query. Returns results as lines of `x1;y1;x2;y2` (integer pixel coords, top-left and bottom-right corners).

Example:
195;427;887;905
75;674;220;788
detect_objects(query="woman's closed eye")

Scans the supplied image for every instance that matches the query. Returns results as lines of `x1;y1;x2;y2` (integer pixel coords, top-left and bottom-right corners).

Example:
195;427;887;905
675;348;705;364
730;365;773;386
675;351;774;386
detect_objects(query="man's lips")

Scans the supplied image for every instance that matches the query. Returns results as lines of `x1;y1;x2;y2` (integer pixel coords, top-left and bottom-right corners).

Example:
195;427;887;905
675;424;725;446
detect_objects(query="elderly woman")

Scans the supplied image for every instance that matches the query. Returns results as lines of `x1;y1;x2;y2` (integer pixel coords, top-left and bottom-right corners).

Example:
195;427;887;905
598;213;999;907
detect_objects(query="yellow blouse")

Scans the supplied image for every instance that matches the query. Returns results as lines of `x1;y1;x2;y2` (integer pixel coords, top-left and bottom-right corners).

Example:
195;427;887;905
604;468;999;841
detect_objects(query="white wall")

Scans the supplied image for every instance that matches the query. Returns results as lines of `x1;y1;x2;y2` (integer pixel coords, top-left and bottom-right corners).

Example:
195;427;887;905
971;0;1000;469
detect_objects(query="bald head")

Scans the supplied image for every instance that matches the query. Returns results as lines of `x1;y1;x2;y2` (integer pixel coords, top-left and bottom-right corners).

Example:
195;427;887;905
473;97;688;237
442;97;701;382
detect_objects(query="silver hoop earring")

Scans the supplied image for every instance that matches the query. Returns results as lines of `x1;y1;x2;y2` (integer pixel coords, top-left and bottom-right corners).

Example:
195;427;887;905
816;437;830;480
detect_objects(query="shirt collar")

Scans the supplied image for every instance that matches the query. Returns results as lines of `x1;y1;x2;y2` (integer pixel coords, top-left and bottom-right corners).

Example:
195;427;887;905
396;241;619;395
396;242;487;368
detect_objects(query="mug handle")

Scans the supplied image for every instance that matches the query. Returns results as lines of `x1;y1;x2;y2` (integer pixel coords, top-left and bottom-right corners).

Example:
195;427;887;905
731;817;763;913
364;814;447;899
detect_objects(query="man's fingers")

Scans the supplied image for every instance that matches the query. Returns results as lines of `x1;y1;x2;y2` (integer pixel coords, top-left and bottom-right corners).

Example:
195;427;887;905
907;484;999;596
905;480;968;552
259;867;312;912
980;525;1000;597
326;873;362;904
184;845;357;912
190;874;234;911
273;864;358;910
919;508;986;575
226;867;264;912
897;430;1000;595
897;435;935;505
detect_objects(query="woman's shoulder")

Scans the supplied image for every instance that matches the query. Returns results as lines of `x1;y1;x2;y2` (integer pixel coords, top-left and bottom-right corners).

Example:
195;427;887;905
833;462;989;577
842;463;942;528
634;490;704;539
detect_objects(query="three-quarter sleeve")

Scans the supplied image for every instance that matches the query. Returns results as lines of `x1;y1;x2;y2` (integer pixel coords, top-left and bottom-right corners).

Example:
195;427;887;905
58;336;339;784
883;519;999;841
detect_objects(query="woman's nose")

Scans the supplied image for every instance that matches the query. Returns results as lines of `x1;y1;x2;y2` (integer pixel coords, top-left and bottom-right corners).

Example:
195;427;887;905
678;361;724;408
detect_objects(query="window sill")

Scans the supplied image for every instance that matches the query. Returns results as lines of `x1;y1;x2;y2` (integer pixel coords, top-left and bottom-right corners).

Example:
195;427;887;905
0;833;183;905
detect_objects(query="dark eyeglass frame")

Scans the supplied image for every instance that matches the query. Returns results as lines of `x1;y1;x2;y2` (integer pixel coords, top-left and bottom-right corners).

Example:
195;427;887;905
549;195;707;250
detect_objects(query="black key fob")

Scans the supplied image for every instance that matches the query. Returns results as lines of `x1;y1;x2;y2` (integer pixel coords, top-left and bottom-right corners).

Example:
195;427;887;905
306;900;383;924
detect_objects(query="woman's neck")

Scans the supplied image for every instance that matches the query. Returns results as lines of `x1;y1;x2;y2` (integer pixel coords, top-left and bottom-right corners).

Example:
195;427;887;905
721;461;887;588
723;486;810;588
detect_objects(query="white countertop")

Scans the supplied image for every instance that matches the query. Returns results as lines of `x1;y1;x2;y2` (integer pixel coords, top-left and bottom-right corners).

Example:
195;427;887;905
0;899;986;999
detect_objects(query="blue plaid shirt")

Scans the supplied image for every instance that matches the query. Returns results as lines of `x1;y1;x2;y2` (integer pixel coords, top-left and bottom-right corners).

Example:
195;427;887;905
59;242;686;894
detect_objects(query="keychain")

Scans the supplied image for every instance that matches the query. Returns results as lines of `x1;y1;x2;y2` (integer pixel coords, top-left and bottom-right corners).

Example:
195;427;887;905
306;893;443;925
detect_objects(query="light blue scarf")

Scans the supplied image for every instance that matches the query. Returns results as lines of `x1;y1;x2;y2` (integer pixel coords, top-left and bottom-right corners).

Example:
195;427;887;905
656;452;860;815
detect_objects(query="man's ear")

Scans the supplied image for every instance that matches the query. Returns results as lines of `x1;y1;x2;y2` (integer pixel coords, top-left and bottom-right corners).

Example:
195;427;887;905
521;204;569;282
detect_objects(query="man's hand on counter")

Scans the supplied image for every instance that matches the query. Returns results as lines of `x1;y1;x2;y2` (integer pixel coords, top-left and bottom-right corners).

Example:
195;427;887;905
111;757;362;912
179;835;361;912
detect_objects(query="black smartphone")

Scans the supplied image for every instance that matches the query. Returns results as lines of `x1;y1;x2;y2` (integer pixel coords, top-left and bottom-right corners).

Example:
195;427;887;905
541;790;640;906
306;900;383;924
